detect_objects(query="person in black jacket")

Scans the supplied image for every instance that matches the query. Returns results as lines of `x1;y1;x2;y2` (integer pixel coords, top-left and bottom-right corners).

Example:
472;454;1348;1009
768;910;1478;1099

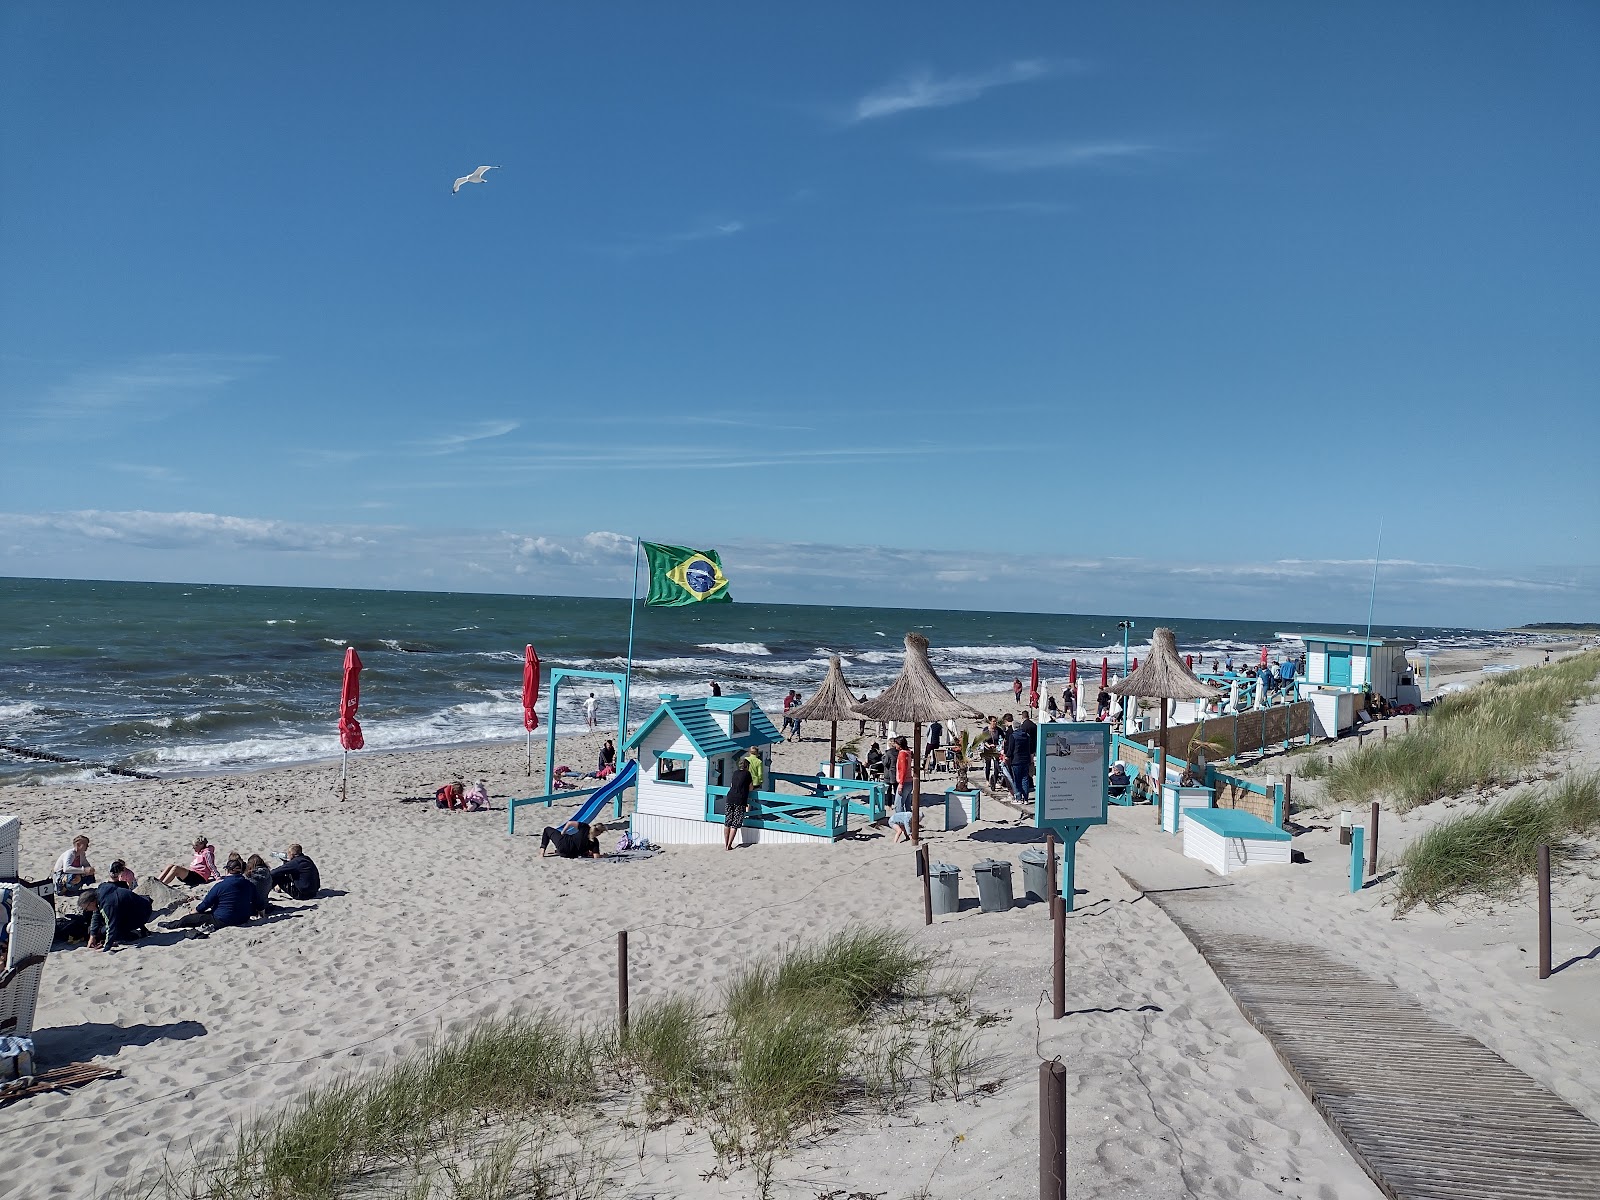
1005;717;1037;804
171;860;265;931
539;821;600;859
84;880;154;952
270;844;321;900
723;756;752;851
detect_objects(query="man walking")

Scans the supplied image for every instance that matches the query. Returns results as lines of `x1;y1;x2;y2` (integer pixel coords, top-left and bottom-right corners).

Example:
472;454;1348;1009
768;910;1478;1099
1006;714;1037;805
584;692;598;731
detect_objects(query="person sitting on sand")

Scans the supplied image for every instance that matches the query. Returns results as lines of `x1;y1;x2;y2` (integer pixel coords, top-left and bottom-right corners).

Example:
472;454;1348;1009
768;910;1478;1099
245;854;274;908
270;844;321;900
170;858;264;932
107;859;137;888
52;835;97;896
84;879;154;951
551;765;579;790
461;780;490;811
598;740;616;773
539;820;600;859
157;836;217;889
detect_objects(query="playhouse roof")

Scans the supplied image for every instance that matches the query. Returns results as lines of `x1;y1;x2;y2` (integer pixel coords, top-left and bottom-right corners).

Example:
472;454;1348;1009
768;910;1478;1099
623;695;781;759
1277;632;1418;650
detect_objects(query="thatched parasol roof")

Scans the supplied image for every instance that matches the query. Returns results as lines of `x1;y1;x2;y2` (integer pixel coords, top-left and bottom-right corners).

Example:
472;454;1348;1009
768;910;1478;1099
854;633;983;723
1107;628;1217;700
789;655;867;723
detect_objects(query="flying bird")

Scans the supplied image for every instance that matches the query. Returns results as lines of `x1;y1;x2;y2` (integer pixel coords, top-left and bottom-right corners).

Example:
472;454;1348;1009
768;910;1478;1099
452;165;499;194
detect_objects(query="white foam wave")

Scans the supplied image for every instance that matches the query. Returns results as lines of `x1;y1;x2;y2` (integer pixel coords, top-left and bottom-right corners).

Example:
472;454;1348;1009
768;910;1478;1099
323;638;347;647
473;650;524;662
0;701;44;721
696;642;771;656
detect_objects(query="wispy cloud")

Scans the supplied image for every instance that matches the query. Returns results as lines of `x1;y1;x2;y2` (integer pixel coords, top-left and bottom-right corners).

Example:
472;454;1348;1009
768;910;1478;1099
933;141;1161;172
851;59;1058;123
418;419;521;455
20;353;268;437
108;463;184;483
601;218;749;259
928;200;1073;216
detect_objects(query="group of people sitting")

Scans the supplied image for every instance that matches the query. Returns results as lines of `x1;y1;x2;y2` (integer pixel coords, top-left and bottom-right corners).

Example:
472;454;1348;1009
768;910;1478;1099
50;833;321;951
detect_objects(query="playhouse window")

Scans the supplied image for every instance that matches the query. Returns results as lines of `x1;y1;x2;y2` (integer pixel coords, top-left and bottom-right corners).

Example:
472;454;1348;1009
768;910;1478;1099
731;710;750;735
656;753;689;784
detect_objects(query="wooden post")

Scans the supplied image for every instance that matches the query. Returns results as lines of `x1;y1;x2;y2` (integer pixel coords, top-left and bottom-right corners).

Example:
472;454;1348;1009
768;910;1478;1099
1368;801;1380;876
1538;844;1552;980
911;721;923;844
919;844;933;926
1039;1060;1067;1200
1155;702;1169;809
1383;725;1388;743
1052;895;1066;1019
1404;716;1410;733
1284;773;1293;814
1045;830;1058;915
617;931;630;1036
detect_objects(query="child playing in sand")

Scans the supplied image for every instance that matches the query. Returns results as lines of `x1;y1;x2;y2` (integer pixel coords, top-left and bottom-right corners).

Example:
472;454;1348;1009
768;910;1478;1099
52;835;97;896
158;836;218;888
462;780;489;811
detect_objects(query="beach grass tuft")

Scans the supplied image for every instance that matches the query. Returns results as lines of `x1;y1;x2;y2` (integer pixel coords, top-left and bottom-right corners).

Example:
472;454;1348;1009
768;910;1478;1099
1394;772;1600;912
120;926;977;1200
1325;651;1600;812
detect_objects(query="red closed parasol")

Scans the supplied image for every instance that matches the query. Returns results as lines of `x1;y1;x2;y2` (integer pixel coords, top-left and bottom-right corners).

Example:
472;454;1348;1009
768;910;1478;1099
1100;657;1109;687
522;644;540;775
1029;658;1040;709
337;647;362;801
1132;657;1139;672
1260;644;1270;666
1186;654;1193;669
1069;659;1078;686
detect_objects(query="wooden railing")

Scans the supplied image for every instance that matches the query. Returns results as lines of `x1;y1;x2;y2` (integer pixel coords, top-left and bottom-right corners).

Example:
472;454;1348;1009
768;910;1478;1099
706;783;850;840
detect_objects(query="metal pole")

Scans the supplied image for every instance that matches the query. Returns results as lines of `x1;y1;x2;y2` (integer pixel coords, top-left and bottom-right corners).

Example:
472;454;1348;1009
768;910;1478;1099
1364;519;1382;664
1538;845;1552;980
618;930;630;1035
919;844;933;926
1039;1060;1067;1200
340;749;348;803
1052;895;1066;1019
1368;801;1380;875
622;537;641;732
1046;830;1058;913
526;727;532;777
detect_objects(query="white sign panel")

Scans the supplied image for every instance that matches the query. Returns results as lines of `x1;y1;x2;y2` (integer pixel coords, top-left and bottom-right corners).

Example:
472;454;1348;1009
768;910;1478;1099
1038;725;1108;825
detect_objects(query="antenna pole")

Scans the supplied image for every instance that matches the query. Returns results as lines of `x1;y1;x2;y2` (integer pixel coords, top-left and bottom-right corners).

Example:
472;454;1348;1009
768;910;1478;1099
1364;521;1383;685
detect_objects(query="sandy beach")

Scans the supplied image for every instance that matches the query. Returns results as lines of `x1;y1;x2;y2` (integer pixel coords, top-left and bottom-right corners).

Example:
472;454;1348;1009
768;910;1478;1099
3;639;1596;1199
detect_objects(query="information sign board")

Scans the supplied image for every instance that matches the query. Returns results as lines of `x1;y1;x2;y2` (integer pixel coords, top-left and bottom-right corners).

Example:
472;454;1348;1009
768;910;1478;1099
1034;722;1110;829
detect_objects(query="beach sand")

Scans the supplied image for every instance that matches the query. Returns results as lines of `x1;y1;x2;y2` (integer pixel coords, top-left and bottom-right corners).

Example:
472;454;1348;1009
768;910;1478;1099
2;640;1594;1198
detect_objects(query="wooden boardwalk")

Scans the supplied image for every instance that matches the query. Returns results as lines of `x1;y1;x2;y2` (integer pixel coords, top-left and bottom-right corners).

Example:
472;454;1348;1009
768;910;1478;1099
1150;893;1600;1199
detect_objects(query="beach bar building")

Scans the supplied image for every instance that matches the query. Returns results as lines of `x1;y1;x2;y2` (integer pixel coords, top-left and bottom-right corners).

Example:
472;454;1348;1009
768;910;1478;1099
1278;632;1421;735
624;693;884;845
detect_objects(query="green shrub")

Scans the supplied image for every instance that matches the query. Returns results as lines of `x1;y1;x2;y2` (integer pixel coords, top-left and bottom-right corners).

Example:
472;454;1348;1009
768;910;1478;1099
1395;773;1600;912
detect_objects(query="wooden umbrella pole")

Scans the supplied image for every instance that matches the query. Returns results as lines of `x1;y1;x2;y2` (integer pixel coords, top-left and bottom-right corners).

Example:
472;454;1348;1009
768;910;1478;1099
830;721;838;779
911;721;923;844
1156;703;1169;805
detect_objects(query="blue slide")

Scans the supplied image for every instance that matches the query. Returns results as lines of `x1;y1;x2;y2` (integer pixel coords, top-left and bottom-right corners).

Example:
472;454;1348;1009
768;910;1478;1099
570;758;638;824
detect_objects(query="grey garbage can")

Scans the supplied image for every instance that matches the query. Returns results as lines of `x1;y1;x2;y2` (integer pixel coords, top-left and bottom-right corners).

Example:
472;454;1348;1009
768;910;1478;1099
929;862;961;916
1019;846;1057;902
972;858;1015;913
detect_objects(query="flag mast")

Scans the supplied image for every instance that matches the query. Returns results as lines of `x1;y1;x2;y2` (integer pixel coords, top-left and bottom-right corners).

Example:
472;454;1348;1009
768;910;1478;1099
623;536;641;731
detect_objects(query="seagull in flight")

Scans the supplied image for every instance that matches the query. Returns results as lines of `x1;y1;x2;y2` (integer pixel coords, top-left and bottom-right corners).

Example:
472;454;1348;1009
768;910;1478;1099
452;165;499;194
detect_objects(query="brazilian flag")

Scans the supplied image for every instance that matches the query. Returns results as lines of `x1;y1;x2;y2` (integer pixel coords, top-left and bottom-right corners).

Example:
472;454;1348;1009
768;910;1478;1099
642;542;732;606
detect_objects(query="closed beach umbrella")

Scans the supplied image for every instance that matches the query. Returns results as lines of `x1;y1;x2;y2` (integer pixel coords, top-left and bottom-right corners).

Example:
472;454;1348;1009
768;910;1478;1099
338;647;363;801
1132;657;1139;672
1029;659;1040;710
522;644;541;776
789;655;868;780
1108;628;1217;805
1101;658;1110;688
1186;654;1193;670
855;634;982;844
1068;659;1078;687
1260;644;1270;667
1254;671;1268;710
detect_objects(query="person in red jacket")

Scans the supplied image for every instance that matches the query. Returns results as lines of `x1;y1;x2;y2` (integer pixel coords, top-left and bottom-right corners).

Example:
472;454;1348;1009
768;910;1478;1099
889;737;916;843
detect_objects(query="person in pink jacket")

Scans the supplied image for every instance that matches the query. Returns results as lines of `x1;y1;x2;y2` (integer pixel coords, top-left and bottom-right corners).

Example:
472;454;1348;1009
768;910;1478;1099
158;836;218;888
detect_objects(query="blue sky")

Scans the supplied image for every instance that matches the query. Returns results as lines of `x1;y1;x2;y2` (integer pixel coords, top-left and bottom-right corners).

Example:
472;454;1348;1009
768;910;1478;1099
3;3;1597;626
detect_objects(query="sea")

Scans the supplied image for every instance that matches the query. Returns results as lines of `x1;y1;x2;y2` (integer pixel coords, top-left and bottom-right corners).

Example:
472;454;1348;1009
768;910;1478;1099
0;576;1543;784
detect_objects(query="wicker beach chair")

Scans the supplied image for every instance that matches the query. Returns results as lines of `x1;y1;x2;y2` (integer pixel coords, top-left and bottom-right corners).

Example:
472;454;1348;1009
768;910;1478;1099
0;816;19;882
1;884;53;1037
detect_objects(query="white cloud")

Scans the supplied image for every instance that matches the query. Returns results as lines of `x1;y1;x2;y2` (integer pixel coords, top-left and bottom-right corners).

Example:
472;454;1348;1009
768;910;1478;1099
3;509;1594;626
851;60;1055;122
19;353;266;437
601;218;749;259
933;141;1160;172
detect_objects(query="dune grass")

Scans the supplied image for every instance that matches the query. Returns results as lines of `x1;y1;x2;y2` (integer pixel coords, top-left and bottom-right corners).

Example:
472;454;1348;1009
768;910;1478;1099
1325;650;1600;813
120;926;978;1200
1394;772;1600;913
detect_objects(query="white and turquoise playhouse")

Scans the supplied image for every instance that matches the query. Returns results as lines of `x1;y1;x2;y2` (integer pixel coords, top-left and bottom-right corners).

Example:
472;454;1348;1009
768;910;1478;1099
625;693;886;845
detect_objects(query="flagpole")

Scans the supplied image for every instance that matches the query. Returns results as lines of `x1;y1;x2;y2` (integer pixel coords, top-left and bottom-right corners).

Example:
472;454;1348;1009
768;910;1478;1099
1364;520;1383;689
623;536;641;732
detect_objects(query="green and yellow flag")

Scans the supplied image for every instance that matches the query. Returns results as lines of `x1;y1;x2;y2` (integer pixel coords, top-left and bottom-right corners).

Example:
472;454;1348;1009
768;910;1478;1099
642;542;732;606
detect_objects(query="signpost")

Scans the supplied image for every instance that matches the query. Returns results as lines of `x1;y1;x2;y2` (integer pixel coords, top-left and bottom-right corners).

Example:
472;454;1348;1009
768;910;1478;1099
1033;722;1110;912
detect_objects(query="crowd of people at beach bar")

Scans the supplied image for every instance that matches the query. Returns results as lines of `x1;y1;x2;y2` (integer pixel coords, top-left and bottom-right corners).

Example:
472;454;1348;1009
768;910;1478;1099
25;831;323;953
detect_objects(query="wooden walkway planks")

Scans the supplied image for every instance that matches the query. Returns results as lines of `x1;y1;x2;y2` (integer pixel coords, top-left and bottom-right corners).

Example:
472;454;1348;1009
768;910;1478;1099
1149;895;1600;1200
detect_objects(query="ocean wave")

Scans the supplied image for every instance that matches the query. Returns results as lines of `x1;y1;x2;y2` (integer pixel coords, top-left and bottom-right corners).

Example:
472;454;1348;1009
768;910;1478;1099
696;642;771;656
0;701;45;722
473;650;525;662
323;638;348;647
857;651;901;664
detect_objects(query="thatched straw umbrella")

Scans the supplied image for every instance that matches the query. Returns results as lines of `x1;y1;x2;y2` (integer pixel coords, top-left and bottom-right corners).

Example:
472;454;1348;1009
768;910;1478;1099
788;655;867;778
1108;627;1217;803
855;633;982;843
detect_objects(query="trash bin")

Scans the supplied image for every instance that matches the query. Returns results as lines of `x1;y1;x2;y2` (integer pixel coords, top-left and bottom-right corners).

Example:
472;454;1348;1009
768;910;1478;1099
928;862;961;916
1019;845;1057;902
972;858;1015;913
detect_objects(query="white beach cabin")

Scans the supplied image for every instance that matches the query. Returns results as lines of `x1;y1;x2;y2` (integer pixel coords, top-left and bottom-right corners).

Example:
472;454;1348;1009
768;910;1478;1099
1278;632;1421;735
